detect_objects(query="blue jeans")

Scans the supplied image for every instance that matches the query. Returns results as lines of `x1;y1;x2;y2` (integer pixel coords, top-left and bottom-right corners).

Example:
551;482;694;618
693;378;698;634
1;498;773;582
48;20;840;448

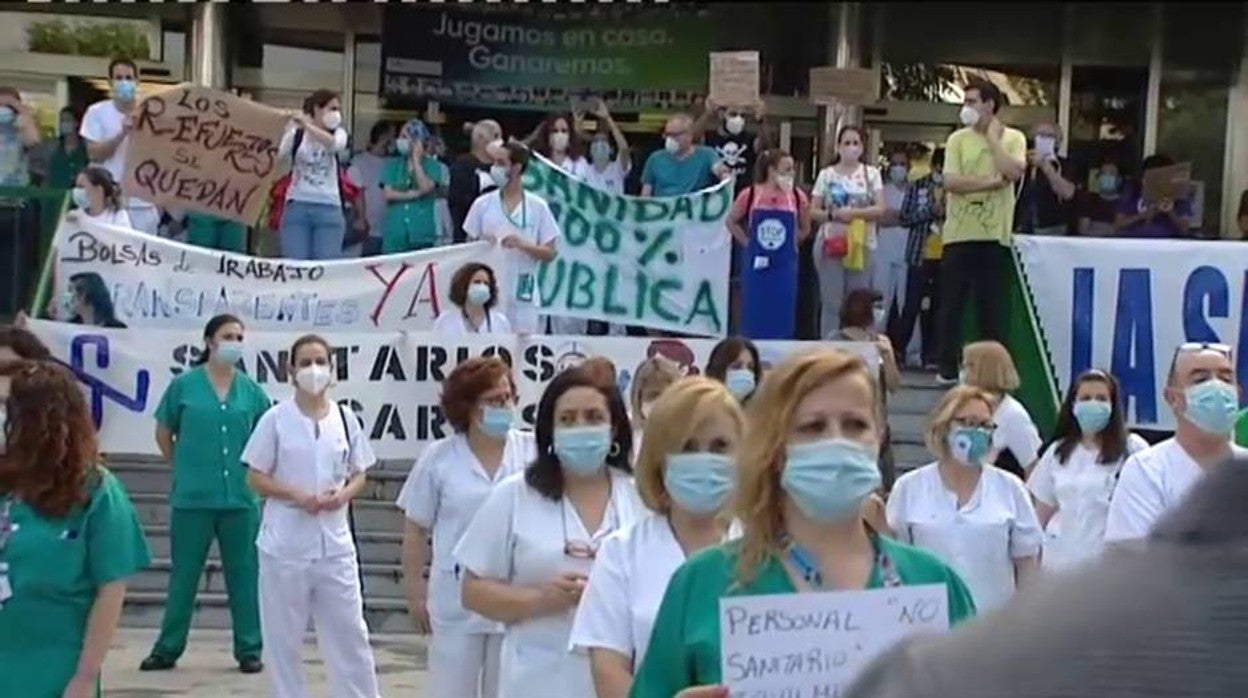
279;200;345;260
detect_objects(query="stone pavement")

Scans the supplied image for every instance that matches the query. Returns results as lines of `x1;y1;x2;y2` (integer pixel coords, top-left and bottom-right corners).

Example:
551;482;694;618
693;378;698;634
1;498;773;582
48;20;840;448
102;628;430;696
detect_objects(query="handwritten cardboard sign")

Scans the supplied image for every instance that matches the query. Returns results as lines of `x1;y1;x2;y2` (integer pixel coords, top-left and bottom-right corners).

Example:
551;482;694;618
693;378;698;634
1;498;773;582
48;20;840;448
122;84;291;225
1141;162;1192;205
719;585;949;696
708;51;761;109
809;66;879;106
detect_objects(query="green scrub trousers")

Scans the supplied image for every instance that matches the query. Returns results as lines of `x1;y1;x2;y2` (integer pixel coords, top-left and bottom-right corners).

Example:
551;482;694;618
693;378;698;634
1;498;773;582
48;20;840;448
186;212;249;252
147;366;273;663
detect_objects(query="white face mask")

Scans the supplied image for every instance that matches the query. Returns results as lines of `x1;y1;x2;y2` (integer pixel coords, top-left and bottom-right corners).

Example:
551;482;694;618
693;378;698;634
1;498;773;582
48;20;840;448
321;109;342;131
295;364;332;395
664;137;681;154
550;131;570;152
725;115;746;135
959;105;980;127
776;174;795;191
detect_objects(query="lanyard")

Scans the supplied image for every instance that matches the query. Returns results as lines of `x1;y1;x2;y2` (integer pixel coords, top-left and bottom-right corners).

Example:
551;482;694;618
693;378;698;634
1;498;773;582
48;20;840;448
461;310;492;334
781;529;902;590
500;191;527;230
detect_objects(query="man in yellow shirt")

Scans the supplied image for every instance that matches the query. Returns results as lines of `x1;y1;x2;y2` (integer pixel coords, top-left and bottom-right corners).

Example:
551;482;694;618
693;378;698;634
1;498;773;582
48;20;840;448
935;77;1027;384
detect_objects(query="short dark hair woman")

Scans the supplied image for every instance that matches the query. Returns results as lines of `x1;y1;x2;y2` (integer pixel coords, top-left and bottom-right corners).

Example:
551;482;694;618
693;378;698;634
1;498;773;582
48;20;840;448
454;365;645;697
705;336;762;403
433;262;512;335
140;313;272;674
0;360;150;697
1027;369;1147;572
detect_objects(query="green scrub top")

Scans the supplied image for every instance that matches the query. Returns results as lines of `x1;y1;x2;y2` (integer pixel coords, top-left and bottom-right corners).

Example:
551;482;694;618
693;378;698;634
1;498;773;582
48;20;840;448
48;140;88;190
0;468;151;697
629;535;977;697
155;366;272;510
1234;409;1248;448
381;154;448;253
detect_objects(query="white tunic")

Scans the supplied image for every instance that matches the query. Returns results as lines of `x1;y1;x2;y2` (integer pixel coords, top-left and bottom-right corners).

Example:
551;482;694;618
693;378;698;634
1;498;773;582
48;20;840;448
453;469;644;698
1028;434;1148;571
241;399;376;560
991;395;1044;470
1103;438;1244;542
462;190;561;334
396;431;535;635
887;462;1043;613
431;308;513;336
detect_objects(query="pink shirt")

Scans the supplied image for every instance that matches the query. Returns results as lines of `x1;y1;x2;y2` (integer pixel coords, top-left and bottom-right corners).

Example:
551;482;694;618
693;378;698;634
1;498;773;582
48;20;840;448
731;183;808;221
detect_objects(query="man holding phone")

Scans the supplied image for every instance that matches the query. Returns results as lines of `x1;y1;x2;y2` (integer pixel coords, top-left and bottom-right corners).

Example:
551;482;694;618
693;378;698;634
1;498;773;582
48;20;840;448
1013;121;1076;236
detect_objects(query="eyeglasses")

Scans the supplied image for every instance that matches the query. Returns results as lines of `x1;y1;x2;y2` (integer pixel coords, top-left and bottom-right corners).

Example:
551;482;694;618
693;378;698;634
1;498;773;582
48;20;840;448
1175;342;1233;359
952;417;997;432
561;494;618;560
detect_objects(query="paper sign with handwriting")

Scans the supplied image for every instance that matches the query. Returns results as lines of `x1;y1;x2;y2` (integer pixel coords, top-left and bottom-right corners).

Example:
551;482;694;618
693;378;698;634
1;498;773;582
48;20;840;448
51;214;509;332
708;51;760;108
123;84;291;225
719;585;948;697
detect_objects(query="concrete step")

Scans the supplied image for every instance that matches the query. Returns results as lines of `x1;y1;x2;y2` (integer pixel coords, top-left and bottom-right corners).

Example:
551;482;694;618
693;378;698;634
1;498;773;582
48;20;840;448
143;525;406;566
122;592;417;635
129;494;406;535
132;558;409;600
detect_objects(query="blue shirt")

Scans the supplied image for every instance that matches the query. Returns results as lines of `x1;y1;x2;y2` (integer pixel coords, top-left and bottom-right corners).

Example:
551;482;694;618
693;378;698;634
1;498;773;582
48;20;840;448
0;125;30;187
641;145;720;197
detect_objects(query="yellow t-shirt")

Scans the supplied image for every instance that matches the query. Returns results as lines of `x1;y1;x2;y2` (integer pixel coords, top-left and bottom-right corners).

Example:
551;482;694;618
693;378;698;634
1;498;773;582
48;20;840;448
942;126;1027;246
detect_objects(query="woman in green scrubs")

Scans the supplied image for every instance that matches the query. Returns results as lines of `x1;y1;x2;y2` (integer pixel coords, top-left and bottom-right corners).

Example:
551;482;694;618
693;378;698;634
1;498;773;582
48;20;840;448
44;107;88;189
139;314;272;674
381;118;449;253
0;360;150;698
630;349;976;698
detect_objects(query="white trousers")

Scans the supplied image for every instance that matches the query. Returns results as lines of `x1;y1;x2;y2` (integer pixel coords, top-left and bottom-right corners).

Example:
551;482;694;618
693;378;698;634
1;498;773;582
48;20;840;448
259;551;380;698
429;631;503;698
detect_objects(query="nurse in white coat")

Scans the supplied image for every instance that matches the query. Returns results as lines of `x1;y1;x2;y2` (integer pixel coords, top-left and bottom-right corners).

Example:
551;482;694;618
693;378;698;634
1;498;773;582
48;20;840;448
242;334;380;698
432;262;513;336
887;385;1043;613
396;357;535;698
454;364;645;698
1028;369;1148;571
961;341;1043;479
569;377;744;698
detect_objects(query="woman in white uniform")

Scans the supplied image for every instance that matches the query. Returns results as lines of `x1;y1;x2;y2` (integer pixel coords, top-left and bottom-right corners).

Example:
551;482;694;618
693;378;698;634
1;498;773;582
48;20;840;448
432;262;512;336
462;141;560;334
241;334;380;698
454;365;645;698
627;356;683;457
887;385;1043;613
961;341;1043;480
397;357;535;698
569;377;743;698
1029;370;1147;571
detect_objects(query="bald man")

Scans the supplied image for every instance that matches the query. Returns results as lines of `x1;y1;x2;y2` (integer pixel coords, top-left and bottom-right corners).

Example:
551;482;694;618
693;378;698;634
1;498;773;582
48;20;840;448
1104;342;1245;542
640;114;730;197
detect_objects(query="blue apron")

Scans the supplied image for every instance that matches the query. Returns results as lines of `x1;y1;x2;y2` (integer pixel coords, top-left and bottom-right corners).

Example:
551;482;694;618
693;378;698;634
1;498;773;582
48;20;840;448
741;195;799;339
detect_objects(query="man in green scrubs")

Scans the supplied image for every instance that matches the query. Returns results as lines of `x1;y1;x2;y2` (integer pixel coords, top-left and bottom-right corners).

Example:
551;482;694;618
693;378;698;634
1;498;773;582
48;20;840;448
0;469;151;697
629;535;976;697
139;363;272;673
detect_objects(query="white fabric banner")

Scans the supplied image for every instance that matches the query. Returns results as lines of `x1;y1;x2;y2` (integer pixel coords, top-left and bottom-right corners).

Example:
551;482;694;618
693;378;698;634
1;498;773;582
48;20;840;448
51;214;509;332
1016;236;1248;431
27;319;876;461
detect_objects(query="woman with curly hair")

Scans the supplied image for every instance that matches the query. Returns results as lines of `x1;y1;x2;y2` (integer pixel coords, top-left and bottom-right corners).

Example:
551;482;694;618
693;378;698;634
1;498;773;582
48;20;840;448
0;360;150;697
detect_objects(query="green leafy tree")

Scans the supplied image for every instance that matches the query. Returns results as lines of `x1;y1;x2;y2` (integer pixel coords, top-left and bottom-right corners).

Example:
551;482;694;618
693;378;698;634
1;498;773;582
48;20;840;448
26;19;150;60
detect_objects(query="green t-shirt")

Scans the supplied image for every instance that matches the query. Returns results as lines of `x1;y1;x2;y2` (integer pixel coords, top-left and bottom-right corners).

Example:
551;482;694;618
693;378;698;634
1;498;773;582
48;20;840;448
155;366;272;509
381;154;449;253
629;535;976;697
941;125;1027;247
0;468;151;697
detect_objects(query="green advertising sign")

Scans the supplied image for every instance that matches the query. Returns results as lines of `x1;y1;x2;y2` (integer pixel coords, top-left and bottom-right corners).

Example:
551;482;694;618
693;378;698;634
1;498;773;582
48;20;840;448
381;6;715;111
522;153;733;337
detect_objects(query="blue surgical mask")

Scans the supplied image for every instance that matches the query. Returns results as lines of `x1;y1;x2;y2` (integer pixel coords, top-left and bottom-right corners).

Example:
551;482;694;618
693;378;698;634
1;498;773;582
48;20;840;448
889;165;908;184
872;306;887;327
947;426;993;468
780;438;881;523
590;140;611;163
466;282;491;306
1183;379;1239;436
0;106;14;126
213;340;244;366
60;290;77;319
71;187;90;210
480;406;513;439
1072;400;1112;435
1097;173;1119;195
663;452;735;515
59;119;75;137
489;165;510;188
724;368;755;401
554;425;613;475
395;138;412;155
113;79;137;102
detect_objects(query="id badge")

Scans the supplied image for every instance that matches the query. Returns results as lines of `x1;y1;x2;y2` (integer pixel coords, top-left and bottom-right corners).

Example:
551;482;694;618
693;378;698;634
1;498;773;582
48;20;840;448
752;255;770;270
516;273;535;303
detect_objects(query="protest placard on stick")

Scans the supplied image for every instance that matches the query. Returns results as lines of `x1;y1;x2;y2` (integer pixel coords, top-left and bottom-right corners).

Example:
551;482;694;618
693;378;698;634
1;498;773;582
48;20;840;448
122;84;291;225
708;51;761;109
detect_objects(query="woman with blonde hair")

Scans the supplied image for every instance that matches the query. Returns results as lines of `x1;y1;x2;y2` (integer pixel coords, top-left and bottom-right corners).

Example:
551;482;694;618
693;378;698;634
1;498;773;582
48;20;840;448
628;356;684;454
570;377;744;698
631;349;975;696
960;340;1043;479
886;385;1043;614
